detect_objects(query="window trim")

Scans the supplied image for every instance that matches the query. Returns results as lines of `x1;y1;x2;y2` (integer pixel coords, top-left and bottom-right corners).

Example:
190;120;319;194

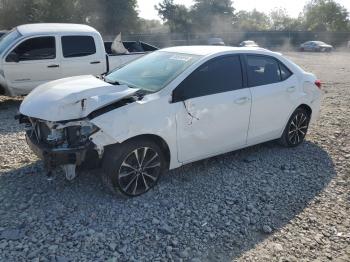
243;54;293;88
61;35;97;58
172;54;245;102
278;61;293;81
5;35;56;62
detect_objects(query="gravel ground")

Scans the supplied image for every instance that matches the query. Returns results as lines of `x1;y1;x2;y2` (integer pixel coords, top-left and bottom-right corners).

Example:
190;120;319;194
0;51;349;262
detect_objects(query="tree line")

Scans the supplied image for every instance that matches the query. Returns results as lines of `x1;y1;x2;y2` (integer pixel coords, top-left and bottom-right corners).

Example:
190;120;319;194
0;0;349;35
156;0;350;33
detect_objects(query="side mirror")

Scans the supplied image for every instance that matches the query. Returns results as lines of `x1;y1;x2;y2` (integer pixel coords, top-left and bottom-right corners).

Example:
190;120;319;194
172;88;185;103
6;52;20;63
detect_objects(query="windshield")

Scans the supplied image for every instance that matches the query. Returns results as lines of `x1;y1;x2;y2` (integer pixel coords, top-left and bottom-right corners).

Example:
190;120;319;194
0;29;22;55
105;51;202;92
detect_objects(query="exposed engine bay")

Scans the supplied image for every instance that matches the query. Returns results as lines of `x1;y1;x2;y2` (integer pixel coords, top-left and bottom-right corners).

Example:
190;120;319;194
19;115;100;180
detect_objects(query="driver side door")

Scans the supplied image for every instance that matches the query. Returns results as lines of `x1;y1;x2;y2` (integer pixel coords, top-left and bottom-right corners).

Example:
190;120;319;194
173;55;252;163
3;36;61;95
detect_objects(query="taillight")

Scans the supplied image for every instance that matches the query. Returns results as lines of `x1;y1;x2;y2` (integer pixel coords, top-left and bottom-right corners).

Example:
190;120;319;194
315;80;322;89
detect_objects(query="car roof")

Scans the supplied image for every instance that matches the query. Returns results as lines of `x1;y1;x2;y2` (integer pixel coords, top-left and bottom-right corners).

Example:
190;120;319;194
16;23;98;36
161;45;272;56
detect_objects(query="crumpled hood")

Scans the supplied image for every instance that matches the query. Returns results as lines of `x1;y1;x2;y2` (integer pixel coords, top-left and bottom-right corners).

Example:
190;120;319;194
20;75;138;122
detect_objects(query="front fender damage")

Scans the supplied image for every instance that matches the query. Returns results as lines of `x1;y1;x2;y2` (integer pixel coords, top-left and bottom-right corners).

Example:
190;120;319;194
19;90;146;181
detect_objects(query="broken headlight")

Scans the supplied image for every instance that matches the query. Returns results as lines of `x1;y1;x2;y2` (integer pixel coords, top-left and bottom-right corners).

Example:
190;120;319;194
66;124;99;147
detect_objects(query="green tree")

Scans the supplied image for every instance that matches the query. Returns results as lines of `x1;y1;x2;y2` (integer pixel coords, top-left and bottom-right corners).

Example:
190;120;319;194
234;9;271;31
269;8;303;31
191;0;235;32
0;0;141;35
155;0;192;33
97;0;139;35
303;0;349;31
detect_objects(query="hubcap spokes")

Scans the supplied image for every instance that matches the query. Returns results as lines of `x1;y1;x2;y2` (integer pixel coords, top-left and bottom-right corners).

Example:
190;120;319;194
288;113;308;145
118;147;161;195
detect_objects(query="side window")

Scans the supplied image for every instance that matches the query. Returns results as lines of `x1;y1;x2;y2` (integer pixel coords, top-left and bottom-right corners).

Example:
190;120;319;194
62;36;96;58
176;55;243;100
7;36;55;62
279;62;292;81
247;55;281;87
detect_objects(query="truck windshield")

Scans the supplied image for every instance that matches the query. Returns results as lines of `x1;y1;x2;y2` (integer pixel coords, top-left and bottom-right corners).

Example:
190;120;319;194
105;51;202;92
0;29;22;55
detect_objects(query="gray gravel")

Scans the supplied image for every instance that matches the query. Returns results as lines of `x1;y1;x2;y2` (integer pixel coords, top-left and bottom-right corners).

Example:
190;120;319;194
0;51;349;262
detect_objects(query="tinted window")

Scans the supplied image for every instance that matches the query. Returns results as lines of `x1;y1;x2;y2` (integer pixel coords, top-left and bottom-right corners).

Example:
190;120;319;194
175;55;243;101
247;55;281;87
62;36;96;58
279;62;292;81
7;36;55;61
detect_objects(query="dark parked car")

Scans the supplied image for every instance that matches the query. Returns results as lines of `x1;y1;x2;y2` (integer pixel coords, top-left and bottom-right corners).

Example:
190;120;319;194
299;41;333;52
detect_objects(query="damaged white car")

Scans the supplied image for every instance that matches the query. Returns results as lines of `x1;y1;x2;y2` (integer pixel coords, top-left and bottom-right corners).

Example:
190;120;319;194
18;46;322;196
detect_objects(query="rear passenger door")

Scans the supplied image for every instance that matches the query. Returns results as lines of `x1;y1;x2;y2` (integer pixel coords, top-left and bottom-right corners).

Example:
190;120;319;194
60;35;105;78
174;55;252;163
245;55;298;144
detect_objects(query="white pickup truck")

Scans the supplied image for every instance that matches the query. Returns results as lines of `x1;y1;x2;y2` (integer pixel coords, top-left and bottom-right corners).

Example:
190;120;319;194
0;23;157;96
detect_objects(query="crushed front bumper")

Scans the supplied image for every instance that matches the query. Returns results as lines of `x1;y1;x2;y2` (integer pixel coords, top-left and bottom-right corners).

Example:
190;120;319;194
26;133;91;170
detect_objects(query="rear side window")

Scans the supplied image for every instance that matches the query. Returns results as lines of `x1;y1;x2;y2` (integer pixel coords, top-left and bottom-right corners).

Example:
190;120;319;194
8;36;55;61
176;55;243;100
247;55;280;86
62;36;96;58
246;55;293;87
279;62;292;81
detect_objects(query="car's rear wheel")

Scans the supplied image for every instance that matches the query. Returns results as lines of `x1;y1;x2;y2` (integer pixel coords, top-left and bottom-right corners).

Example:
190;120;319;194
102;139;166;196
279;108;310;147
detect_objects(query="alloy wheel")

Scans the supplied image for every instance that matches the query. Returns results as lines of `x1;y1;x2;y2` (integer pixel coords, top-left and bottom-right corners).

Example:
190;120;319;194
287;112;309;145
118;147;161;196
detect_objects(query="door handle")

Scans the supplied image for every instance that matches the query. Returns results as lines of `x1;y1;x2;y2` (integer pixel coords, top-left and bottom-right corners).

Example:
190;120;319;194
287;86;296;92
235;97;250;104
90;61;101;64
47;64;59;68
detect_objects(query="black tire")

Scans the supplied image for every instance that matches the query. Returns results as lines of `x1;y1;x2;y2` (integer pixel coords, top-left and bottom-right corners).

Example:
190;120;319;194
102;138;167;197
279;108;310;147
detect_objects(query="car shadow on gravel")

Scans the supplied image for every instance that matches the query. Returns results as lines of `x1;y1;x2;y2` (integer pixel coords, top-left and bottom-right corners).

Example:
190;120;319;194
0;140;336;261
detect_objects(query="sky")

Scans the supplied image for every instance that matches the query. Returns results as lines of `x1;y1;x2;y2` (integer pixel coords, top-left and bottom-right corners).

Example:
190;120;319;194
137;0;350;20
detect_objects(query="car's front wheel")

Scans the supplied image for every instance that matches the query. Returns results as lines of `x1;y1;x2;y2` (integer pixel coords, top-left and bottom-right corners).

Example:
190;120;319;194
102;139;167;196
279;108;310;147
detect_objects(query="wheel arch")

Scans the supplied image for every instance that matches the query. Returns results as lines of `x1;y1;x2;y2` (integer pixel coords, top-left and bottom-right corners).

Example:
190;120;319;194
279;103;313;138
297;104;312;118
105;134;172;169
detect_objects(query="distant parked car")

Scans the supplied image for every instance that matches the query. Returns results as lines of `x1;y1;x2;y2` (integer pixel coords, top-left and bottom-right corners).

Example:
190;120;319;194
239;40;259;47
207;38;225;46
299;41;333;52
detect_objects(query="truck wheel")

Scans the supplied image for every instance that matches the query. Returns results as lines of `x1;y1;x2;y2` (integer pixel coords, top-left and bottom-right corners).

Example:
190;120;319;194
279;108;310;147
102;138;166;196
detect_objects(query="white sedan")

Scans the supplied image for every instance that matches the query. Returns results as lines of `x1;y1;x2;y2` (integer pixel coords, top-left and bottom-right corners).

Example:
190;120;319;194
19;46;322;196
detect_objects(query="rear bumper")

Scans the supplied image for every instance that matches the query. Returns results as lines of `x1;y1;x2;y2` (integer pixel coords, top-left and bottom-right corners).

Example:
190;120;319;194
26;134;90;170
